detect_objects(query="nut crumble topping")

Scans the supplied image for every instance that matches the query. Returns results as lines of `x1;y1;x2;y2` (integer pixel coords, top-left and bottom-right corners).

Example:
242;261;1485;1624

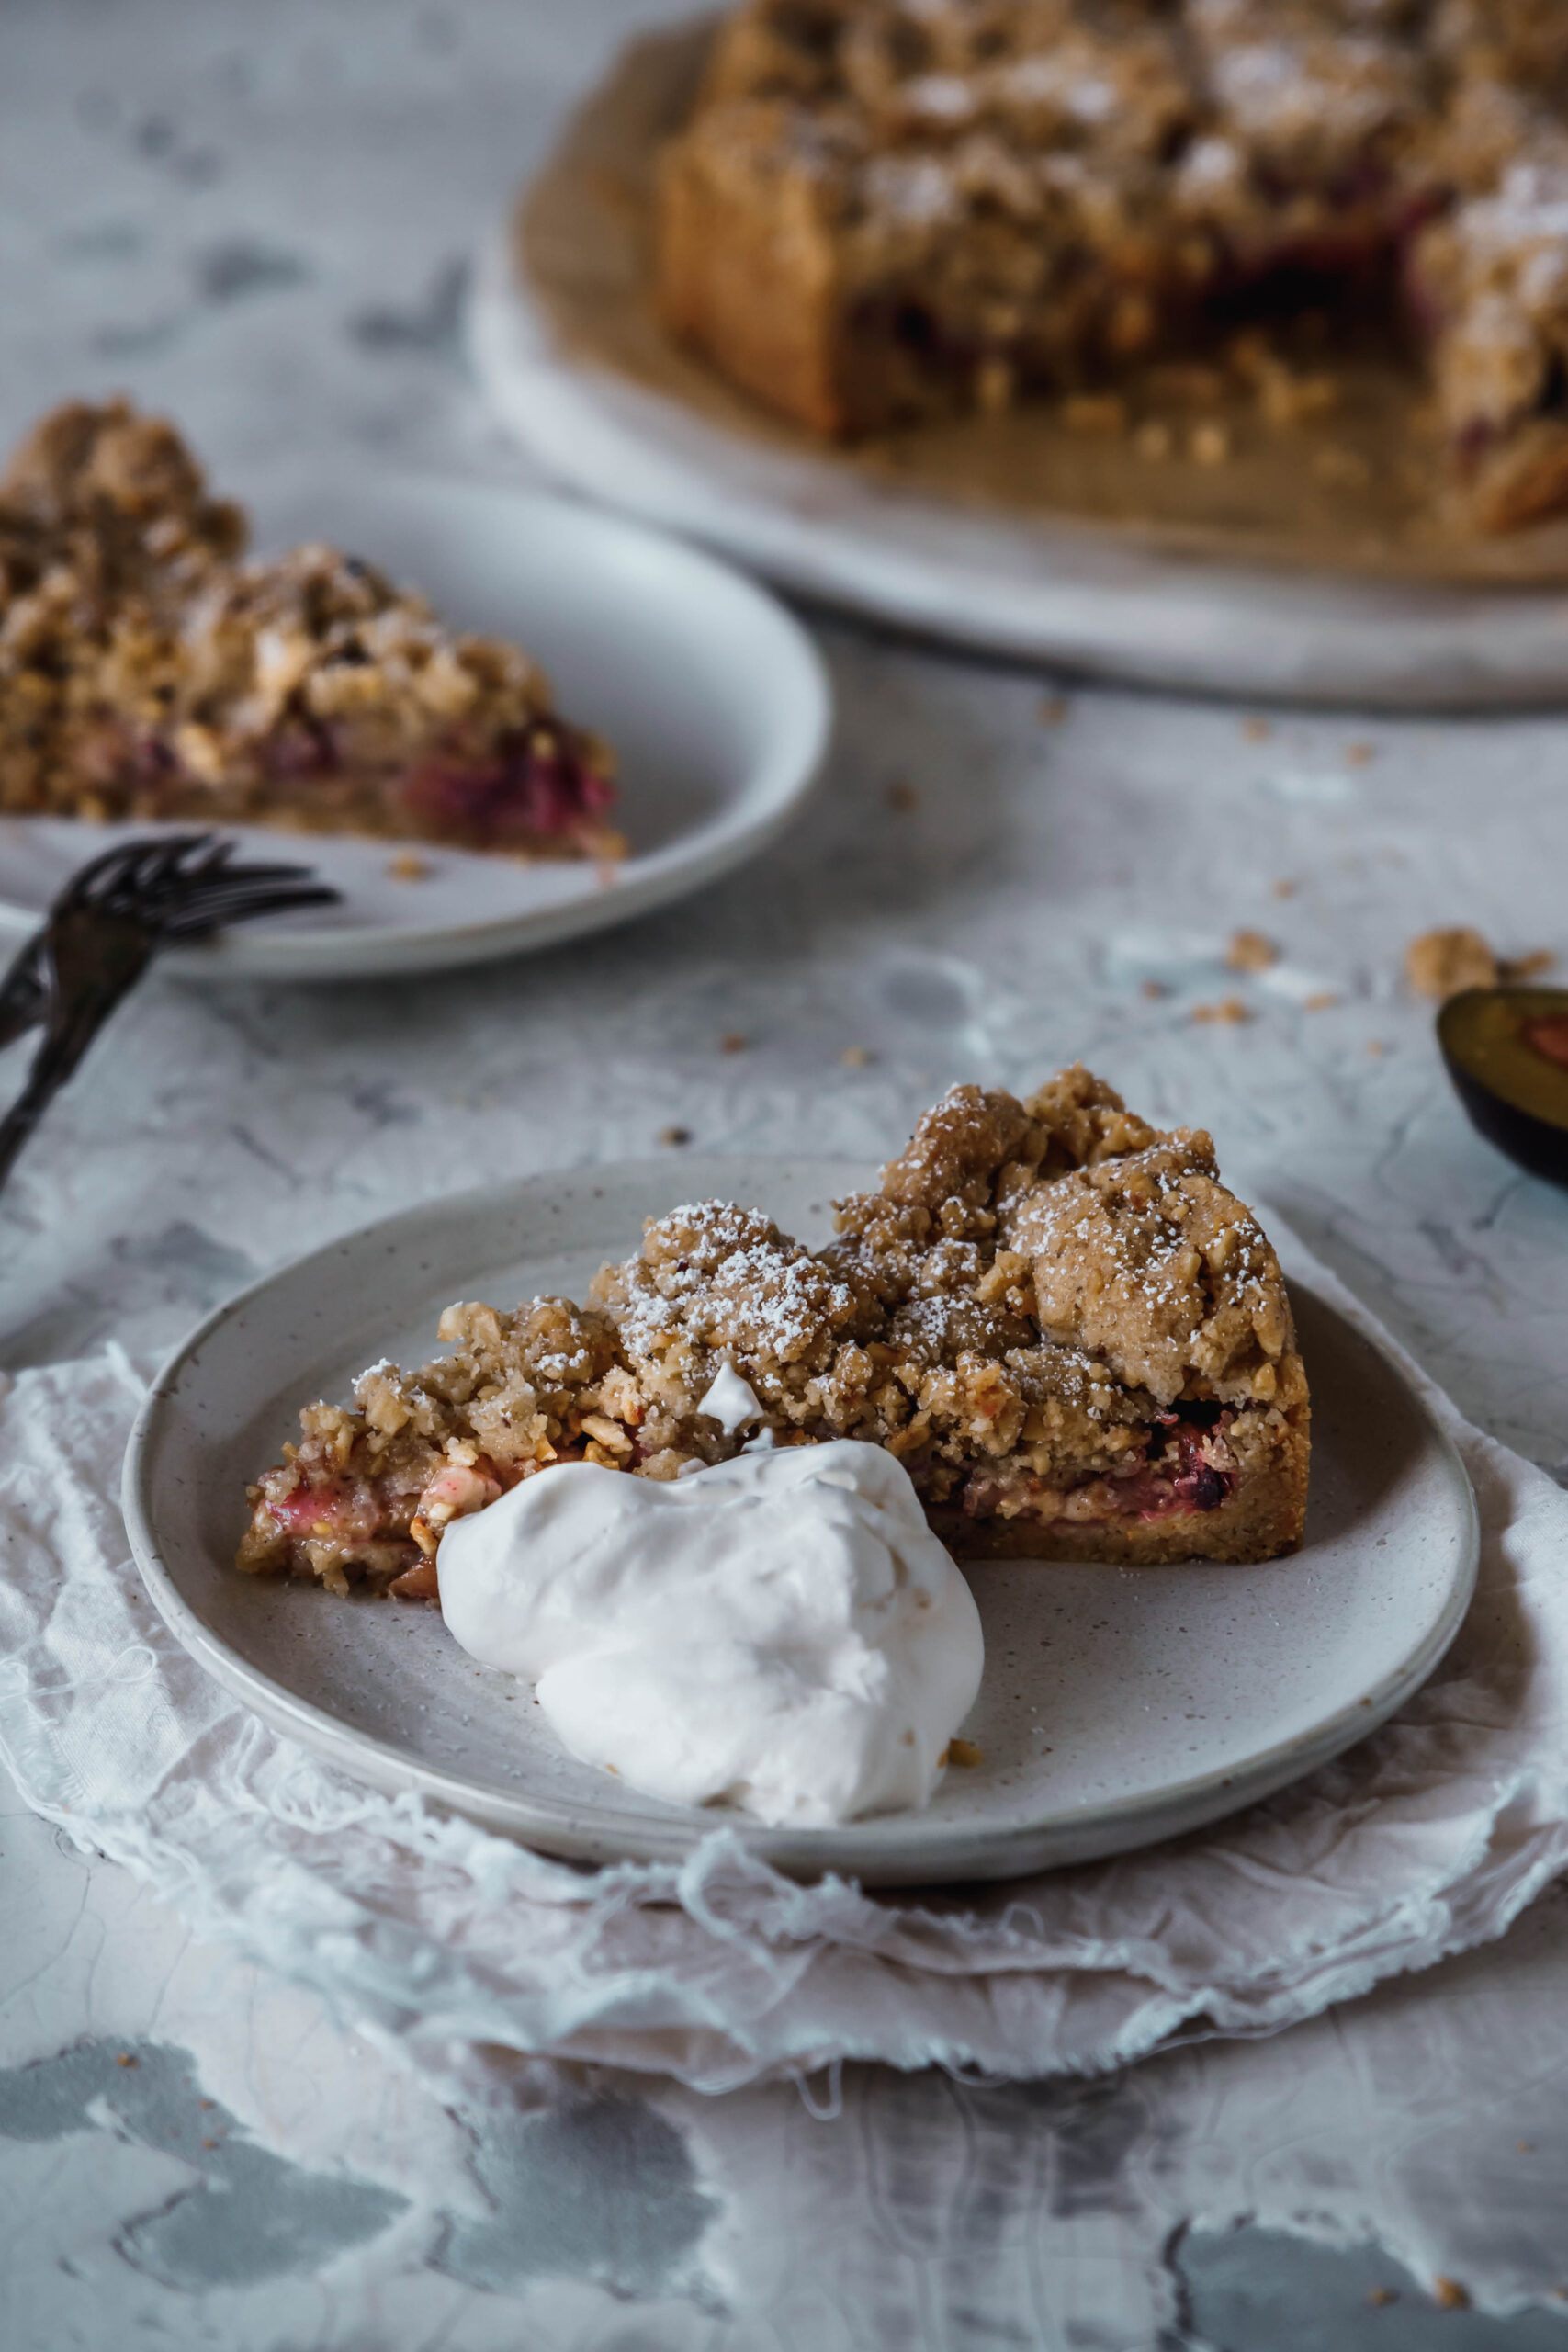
239;1066;1310;1590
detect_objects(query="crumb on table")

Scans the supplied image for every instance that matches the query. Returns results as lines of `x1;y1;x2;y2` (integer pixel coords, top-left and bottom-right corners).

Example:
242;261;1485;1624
1432;2278;1471;2312
388;852;432;882
1405;925;1499;1000
886;778;919;811
1039;695;1070;725
720;1032;749;1054
1192;997;1252;1025
659;1124;692;1148
840;1044;873;1068
1303;990;1340;1012
1225;928;1279;973
943;1738;983;1769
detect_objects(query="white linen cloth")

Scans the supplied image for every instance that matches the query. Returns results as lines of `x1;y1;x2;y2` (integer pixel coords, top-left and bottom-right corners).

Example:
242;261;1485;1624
2;1242;1566;2098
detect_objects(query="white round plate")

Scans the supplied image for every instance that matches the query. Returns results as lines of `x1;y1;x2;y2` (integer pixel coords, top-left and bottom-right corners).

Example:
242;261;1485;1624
470;229;1568;710
124;1158;1479;1888
0;478;829;981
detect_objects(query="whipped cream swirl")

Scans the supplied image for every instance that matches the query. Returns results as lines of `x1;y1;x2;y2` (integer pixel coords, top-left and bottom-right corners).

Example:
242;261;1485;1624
436;1441;985;1827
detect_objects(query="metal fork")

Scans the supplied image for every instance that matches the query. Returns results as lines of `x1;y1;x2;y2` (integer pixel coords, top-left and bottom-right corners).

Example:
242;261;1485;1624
0;832;340;1193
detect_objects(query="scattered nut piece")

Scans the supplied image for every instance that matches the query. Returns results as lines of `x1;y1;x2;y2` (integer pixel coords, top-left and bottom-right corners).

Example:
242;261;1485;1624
886;777;919;811
840;1044;873;1068
1272;876;1298;898
659;1124;692;1148
388;851;432;882
1061;392;1127;435
1134;418;1173;460
1345;741;1376;766
389;1558;440;1602
116;2053;137;2069
1039;694;1070;725
1503;948;1556;982
944;1737;984;1768
1258;363;1338;426
1140;978;1168;1000
1225;927;1279;973
1405;926;1499;1001
1432;2278;1471;2312
1366;1038;1388;1057
719;1032;749;1054
1303;990;1340;1012
1227;328;1274;384
1191;997;1252;1025
1243;715;1271;741
1190;421;1232;467
1366;2286;1399;2308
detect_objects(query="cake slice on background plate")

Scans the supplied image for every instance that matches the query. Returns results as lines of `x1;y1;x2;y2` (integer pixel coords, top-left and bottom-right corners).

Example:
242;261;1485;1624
0;400;619;857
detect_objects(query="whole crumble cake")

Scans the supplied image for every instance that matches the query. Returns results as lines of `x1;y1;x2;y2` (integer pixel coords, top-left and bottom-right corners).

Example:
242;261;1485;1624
0;400;620;855
655;0;1568;532
237;1067;1310;1598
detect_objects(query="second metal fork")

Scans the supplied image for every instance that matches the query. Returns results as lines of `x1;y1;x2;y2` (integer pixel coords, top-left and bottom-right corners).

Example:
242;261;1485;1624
0;832;340;1194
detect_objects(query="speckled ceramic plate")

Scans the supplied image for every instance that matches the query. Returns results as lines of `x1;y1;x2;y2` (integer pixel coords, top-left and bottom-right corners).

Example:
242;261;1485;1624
0;476;829;981
123;1158;1479;1887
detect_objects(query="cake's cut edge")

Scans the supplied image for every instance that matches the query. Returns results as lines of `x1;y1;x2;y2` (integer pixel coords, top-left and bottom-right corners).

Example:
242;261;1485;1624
649;0;1568;532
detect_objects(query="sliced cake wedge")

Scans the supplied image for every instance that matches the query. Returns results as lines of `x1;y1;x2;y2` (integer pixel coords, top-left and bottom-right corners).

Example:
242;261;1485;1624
237;1067;1309;1595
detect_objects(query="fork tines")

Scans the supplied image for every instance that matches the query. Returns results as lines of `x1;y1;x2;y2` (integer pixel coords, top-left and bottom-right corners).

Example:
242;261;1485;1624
58;831;340;940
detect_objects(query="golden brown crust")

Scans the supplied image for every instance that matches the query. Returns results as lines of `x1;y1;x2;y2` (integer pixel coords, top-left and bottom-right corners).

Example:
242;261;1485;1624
655;114;853;435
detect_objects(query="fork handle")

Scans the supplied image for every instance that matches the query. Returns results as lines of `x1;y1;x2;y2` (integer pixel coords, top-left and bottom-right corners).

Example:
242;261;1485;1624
0;923;154;1194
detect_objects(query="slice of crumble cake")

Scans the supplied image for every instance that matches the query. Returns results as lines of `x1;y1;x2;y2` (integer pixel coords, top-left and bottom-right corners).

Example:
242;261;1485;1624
237;1067;1309;1597
0;400;619;856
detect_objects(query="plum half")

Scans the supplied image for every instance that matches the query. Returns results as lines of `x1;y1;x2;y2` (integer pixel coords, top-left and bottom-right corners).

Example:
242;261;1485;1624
1438;986;1568;1190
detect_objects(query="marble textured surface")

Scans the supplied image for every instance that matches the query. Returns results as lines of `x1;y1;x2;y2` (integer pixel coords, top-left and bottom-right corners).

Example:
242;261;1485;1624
3;2;1568;2345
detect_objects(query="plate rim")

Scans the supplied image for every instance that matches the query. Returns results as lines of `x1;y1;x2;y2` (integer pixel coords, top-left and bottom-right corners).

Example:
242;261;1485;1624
122;1156;1482;1887
0;476;833;979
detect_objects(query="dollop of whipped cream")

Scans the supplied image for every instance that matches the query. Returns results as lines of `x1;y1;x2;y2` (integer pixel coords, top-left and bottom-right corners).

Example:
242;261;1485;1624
436;1441;985;1828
